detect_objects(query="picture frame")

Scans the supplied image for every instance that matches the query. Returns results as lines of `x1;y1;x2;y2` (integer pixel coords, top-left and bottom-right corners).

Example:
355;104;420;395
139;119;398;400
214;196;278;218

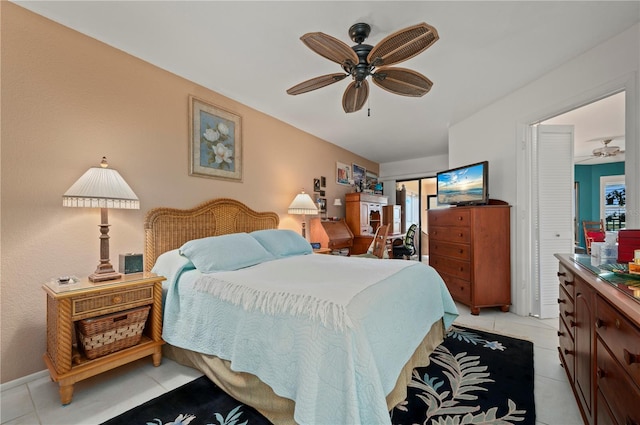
189;95;242;181
313;178;321;192
336;162;351;185
320;176;326;188
352;163;366;188
316;197;327;213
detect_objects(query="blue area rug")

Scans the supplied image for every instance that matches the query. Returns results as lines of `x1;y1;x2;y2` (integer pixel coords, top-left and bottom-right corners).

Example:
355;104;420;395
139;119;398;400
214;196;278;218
101;325;535;425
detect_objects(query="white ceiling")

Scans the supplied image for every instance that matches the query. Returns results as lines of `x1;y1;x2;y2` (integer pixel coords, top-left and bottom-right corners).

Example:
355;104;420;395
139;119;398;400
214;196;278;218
13;1;639;164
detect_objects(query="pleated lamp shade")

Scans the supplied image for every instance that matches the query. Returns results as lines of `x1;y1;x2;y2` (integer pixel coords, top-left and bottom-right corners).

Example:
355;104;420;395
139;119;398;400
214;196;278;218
63;159;139;209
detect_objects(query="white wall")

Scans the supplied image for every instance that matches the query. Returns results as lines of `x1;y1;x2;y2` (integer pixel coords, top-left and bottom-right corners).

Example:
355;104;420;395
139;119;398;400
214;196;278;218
381;24;640;315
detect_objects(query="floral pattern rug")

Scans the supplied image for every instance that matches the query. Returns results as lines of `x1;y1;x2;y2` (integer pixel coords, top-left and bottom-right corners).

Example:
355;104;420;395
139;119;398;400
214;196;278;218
101;325;535;425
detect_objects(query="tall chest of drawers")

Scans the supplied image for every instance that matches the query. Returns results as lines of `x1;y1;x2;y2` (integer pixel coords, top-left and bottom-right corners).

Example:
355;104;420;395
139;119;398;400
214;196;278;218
428;204;511;315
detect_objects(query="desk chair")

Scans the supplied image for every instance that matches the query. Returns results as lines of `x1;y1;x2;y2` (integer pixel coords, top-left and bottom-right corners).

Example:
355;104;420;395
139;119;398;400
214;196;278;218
354;224;390;259
582;219;605;254
393;223;417;260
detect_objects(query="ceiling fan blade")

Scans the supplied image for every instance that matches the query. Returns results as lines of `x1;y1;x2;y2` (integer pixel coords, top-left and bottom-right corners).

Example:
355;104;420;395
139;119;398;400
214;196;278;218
342;80;369;113
372;67;433;97
367;22;439;67
286;73;348;95
301;32;359;67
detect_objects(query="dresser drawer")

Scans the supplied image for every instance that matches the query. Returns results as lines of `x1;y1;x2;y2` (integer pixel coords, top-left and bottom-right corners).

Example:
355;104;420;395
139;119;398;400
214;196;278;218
557;263;575;300
596;338;640;425
430;255;471;281
429;226;471;244
429;240;470;260
596;296;640;385
72;285;154;319
558;317;575;383
440;273;471;303
429;209;470;227
558;285;575;339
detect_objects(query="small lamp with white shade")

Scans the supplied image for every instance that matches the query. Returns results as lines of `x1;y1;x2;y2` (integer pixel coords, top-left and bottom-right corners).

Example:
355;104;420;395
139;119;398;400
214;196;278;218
287;189;318;238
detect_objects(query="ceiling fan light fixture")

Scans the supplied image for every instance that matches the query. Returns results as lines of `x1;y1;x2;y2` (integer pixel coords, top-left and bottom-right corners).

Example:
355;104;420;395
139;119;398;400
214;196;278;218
592;139;621;157
288;22;438;112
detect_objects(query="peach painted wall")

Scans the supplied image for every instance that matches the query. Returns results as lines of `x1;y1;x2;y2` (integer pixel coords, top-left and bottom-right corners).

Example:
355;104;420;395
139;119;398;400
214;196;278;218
0;2;378;383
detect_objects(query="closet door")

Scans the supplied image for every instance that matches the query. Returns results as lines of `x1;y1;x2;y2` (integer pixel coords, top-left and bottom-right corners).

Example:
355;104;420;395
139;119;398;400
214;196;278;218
535;125;575;319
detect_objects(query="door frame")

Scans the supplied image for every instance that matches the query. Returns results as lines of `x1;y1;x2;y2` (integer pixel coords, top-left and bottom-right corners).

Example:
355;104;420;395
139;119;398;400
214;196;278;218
515;73;637;317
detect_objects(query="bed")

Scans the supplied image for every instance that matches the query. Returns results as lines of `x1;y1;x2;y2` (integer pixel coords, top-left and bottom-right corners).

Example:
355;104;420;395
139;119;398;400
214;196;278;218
144;198;458;425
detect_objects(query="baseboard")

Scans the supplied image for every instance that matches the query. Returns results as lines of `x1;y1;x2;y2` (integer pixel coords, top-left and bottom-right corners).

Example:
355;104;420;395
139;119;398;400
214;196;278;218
0;369;49;392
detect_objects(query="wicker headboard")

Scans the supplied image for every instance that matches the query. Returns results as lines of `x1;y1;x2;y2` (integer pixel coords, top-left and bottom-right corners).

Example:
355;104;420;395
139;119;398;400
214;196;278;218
143;198;280;271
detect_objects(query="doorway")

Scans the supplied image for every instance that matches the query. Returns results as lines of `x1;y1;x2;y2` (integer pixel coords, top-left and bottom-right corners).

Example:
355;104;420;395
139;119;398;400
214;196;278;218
524;91;626;319
395;177;437;261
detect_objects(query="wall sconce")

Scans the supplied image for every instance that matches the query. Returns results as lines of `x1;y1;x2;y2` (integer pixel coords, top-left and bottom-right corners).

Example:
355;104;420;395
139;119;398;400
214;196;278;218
63;157;139;282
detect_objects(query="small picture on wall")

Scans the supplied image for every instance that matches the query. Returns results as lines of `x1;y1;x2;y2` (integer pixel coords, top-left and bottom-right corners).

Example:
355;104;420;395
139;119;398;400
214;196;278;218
316;197;327;213
314;178;321;192
320;176;326;188
336;162;351;185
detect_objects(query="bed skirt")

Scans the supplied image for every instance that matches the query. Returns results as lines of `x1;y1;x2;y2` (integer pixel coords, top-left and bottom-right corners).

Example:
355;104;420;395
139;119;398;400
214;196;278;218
163;318;445;425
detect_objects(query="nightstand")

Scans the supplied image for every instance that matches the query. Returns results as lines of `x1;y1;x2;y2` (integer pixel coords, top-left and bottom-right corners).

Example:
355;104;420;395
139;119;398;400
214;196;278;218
42;272;165;405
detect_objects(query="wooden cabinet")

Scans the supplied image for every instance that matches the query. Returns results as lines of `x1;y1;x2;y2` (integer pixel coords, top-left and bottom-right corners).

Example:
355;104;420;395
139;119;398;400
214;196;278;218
43;273;165;404
428;205;511;315
556;254;640;425
383;205;402;235
345;193;388;255
309;217;353;254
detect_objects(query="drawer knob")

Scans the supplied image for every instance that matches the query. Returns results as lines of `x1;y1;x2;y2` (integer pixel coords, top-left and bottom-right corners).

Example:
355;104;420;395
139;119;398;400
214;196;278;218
570;320;577;328
557;330;564;337
565;280;574;286
458;216;463;221
615;319;621;329
563;310;573;318
596;367;605;379
557;298;565;304
459;249;464;254
595;319;604;329
112;295;123;304
623;349;639;365
564;348;574;356
557;271;566;277
458;233;463;237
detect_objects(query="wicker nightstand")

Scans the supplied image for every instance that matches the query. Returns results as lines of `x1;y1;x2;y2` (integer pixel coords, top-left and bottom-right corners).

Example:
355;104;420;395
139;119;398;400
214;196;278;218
42;273;165;405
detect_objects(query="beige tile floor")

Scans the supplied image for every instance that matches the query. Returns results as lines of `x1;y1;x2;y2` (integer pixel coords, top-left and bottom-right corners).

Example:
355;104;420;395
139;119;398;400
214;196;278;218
1;302;583;425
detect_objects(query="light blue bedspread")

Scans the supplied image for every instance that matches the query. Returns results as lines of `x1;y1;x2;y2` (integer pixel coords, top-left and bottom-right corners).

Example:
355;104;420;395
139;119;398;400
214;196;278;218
154;251;458;425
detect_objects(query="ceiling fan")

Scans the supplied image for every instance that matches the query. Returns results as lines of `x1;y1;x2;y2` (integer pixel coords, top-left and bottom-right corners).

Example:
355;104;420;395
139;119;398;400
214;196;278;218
286;22;439;113
592;138;623;157
575;136;625;163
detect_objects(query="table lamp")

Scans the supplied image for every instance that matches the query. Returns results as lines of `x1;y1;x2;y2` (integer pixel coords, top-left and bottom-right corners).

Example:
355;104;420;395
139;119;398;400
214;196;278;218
63;157;139;282
288;189;318;238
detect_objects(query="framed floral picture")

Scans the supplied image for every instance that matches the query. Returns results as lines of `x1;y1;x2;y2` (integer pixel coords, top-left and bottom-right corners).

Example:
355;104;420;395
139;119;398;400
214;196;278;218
336;162;352;185
189;95;242;181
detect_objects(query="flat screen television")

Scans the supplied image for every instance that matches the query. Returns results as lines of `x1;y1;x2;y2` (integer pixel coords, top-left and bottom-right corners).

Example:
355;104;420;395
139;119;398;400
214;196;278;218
436;161;489;206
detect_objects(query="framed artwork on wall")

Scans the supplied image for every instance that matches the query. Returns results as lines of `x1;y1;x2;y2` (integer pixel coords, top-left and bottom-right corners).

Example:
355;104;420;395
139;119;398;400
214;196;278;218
316;197;327;213
352;163;366;189
336;162;351;185
189;95;242;181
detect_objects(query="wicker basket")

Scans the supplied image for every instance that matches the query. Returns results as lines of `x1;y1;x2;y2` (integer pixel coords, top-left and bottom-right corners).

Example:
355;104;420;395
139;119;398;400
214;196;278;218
76;305;150;360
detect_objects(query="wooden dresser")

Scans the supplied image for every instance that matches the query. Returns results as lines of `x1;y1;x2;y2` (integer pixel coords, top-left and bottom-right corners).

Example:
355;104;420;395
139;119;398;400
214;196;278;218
556;254;640;425
309;218;354;254
428;204;511;315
